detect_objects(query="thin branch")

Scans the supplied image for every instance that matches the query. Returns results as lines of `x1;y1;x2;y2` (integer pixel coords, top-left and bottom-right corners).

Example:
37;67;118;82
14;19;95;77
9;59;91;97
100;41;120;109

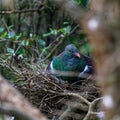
59;102;88;120
0;8;44;14
83;97;103;120
60;92;90;105
39;24;80;63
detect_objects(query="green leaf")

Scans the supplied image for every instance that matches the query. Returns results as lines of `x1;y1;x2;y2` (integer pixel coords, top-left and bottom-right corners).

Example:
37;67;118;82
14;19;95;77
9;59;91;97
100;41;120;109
15;80;25;85
81;0;89;7
21;40;29;46
7;48;15;56
59;28;66;35
43;32;51;37
63;21;69;25
8;30;15;39
0;27;5;33
66;25;71;34
43;28;58;37
50;28;58;35
75;0;89;7
8;25;14;29
37;38;46;46
1;31;7;38
75;0;82;5
15;33;22;40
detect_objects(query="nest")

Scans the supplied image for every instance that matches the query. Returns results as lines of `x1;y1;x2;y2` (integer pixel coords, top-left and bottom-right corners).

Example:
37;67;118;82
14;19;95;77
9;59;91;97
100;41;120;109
15;67;100;120
0;57;100;119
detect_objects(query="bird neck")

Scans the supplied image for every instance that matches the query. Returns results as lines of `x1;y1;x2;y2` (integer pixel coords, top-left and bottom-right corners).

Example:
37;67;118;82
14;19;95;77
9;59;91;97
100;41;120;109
63;51;74;59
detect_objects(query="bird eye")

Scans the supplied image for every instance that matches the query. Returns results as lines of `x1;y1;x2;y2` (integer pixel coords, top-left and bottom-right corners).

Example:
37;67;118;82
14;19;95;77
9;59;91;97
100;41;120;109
69;49;73;53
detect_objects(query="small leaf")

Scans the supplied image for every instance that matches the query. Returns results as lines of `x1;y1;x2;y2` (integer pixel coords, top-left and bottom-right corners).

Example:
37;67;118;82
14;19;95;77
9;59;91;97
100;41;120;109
2;31;7;38
66;25;71;34
8;30;15;39
15;33;22;40
8;25;14;29
59;28;66;35
21;40;29;46
7;48;15;56
63;22;69;25
37;38;46;46
81;0;89;7
75;0;82;5
0;27;5;33
50;28;58;35
43;32;51;37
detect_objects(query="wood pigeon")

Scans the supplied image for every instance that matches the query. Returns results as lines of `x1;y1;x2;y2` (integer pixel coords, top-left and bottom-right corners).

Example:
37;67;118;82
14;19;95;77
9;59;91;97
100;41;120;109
46;44;93;83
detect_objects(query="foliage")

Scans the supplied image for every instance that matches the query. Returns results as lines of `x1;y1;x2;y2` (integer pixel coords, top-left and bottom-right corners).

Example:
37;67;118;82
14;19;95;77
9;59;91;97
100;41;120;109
0;13;91;81
75;0;89;7
0;0;97;120
0;0;119;120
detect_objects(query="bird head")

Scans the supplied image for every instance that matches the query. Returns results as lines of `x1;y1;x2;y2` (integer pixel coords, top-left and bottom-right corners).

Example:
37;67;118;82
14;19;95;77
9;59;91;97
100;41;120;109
65;44;80;58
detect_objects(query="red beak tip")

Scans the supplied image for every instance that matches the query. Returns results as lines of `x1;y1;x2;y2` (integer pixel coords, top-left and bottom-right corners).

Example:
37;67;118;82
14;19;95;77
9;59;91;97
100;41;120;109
75;53;80;58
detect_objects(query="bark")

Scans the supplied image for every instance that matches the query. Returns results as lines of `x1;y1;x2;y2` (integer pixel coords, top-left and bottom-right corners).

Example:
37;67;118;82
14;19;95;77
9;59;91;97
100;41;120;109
0;76;48;120
82;1;120;120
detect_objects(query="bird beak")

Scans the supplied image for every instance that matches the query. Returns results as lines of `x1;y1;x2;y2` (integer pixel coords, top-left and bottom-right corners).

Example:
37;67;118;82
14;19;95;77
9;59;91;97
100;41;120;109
74;53;80;58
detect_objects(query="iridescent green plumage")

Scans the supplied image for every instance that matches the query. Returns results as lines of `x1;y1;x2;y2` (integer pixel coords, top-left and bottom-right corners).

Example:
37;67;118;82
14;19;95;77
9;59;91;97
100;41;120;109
51;44;87;83
46;44;94;83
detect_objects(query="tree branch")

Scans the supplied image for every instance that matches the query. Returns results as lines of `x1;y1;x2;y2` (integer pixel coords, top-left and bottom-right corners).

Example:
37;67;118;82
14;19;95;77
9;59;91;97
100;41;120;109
0;76;48;120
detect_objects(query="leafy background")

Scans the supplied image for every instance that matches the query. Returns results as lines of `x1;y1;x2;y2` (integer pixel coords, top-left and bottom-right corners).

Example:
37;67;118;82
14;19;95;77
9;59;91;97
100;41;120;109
0;0;91;82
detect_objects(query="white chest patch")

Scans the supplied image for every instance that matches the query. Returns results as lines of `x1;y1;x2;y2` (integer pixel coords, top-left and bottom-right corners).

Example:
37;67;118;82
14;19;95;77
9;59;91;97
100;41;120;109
83;65;89;72
50;61;54;74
